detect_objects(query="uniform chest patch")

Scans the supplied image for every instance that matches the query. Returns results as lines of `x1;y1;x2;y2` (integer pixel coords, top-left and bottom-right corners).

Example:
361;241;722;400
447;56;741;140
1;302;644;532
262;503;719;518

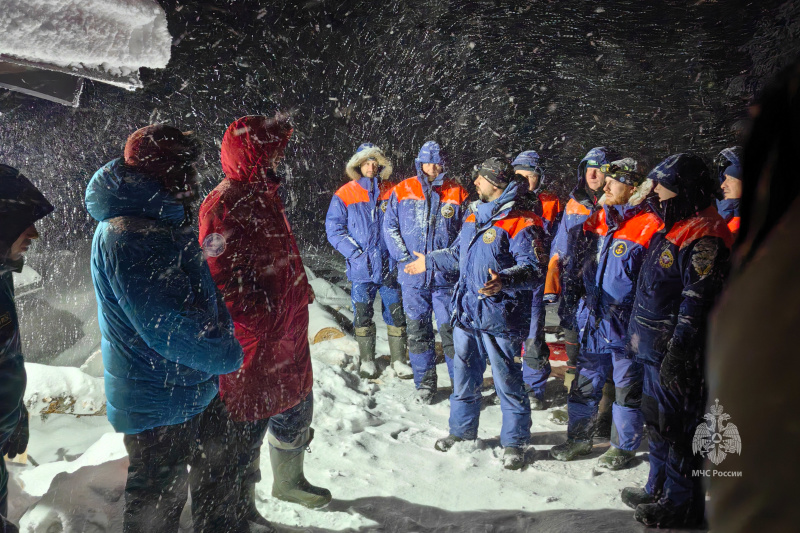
441;204;455;219
659;249;674;268
613;241;627;257
483;228;497;244
202;233;227;258
380;201;387;213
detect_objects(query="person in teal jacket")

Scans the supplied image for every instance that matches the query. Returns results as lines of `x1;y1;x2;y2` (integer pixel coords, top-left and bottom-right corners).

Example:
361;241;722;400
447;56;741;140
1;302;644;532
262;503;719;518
86;125;245;533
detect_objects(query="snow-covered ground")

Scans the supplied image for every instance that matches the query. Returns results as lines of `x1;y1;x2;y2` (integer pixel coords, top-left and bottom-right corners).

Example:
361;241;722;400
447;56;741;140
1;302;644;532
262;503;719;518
8;272;705;532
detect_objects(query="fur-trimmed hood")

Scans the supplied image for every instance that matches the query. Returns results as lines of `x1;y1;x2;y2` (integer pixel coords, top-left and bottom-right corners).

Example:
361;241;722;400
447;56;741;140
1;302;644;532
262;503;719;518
346;145;393;181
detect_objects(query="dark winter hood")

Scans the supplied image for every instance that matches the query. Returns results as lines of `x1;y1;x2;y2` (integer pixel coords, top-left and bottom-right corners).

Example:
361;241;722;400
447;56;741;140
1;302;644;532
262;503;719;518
714;146;742;221
414;141;447;186
571;146;620;206
0;164;54;270
220;115;294;192
85;159;186;226
647;153;715;229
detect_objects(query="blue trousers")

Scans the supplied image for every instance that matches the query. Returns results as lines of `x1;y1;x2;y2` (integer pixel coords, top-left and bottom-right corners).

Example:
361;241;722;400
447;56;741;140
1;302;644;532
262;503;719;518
401;286;455;390
449;327;531;448
640;363;705;512
521;298;550;401
567;348;644;450
351;279;405;329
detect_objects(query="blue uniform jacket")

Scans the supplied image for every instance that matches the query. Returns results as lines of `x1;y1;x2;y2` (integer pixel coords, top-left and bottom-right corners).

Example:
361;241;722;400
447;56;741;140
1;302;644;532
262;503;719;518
627;206;733;365
568;203;664;354
325;177;395;283
86;159;244;434
382;165;468;289
427;182;547;337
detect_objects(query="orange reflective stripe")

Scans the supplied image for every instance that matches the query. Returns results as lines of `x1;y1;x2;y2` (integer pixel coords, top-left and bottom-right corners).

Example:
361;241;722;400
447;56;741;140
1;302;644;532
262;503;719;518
440;180;469;205
335;181;370;207
539;192;563;223
465;212;476;223
614;212;664;248
379;180;395;201
666;207;735;249
393;177;425;201
565;198;591;216
584;209;608;236
493;210;544;238
545;254;561;296
727;216;740;234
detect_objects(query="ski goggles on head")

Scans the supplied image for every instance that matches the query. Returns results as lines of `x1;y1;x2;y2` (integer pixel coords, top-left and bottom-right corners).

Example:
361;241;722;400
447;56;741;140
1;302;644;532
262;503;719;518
584;159;602;168
601;163;644;186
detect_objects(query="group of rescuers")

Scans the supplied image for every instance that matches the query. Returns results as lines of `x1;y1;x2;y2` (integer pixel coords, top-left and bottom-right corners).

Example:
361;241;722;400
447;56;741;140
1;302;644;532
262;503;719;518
0;113;742;532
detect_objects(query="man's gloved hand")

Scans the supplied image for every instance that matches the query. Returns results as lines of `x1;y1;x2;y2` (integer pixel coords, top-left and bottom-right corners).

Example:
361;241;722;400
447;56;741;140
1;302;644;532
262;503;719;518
523;338;549;370
3;406;29;459
659;351;691;396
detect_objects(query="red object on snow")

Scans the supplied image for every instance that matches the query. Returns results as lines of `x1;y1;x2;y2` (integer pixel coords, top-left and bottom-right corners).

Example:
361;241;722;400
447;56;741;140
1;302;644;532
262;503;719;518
198;115;312;422
546;342;569;362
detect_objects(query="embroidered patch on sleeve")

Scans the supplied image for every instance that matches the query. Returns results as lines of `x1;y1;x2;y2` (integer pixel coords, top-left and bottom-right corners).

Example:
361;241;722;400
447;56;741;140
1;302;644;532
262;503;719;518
202;233;227;258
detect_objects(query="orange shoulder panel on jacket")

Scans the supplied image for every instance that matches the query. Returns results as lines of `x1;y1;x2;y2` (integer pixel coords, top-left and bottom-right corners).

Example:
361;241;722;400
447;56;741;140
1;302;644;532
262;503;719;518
727;216;740;235
565;198;592;216
494;210;544;239
440;180;469;205
379;180;396;201
394;177;425;201
465;212;476;223
539;191;564;222
583;209;608;236
614;212;664;247
666;207;735;249
335;181;370;207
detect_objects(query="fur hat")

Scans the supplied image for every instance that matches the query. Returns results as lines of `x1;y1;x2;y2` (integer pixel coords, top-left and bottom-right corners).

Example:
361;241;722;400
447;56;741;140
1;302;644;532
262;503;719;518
345;143;392;180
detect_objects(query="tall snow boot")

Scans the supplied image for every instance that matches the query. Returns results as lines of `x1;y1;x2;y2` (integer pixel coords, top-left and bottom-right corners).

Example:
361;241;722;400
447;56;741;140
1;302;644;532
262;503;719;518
269;430;332;509
387;325;413;379
238;457;276;532
354;323;379;379
595;380;615;439
621;487;658;510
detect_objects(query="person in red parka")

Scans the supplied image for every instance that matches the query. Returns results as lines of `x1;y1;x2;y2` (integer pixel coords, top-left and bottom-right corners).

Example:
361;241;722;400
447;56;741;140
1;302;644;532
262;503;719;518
199;114;332;527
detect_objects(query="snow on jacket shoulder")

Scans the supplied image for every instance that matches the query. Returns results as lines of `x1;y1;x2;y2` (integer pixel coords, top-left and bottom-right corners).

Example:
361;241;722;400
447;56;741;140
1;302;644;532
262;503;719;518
429;182;547;337
382;174;468;289
199;116;313;421
86;159;243;435
628;207;733;365
325;177;395;283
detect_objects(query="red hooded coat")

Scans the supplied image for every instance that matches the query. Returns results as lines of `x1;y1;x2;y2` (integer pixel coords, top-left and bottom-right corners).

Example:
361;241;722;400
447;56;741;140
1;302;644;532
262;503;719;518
198;115;313;421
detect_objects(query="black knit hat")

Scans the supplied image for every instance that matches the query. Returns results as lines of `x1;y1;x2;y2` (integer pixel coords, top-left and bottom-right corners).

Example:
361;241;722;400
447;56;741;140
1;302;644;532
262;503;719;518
476;157;515;188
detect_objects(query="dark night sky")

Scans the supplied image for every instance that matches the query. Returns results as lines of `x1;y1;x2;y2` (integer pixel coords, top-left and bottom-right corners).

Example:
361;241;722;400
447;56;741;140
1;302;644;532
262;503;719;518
0;0;797;257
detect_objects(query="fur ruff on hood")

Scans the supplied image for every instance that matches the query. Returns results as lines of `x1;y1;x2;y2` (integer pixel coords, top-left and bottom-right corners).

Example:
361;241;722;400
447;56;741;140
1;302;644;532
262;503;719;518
598;178;654;207
345;146;393;181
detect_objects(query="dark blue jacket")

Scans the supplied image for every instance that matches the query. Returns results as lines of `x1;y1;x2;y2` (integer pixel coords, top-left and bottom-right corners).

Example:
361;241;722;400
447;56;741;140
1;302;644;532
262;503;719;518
569;203;663;354
382;153;469;289
325;177;395;283
0;165;53;441
86;159;243;434
427;181;547;337
715;147;742;236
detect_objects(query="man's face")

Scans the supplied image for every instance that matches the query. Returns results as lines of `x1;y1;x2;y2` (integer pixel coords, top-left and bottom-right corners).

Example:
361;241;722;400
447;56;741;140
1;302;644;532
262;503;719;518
474;174;501;203
585;167;605;190
654;183;678;202
9;224;38;261
360;160;379;178
421;163;443;180
515;169;540;192
603;177;635;206
721;174;743;200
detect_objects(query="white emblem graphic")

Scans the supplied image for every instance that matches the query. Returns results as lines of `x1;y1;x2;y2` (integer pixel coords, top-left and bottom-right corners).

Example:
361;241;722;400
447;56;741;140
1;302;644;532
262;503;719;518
441;204;455;219
693;399;742;466
202;233;227;258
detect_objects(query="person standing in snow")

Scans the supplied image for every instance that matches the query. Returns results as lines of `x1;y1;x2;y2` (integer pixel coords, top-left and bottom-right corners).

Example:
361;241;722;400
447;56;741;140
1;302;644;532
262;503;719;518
0;165;53;533
325;143;412;379
382;141;469;403
546;147;619;430
713;146;743;239
511;151;563;410
199;115;331;525
405;158;546;469
619;154;732;528
85;125;245;533
549;158;662;470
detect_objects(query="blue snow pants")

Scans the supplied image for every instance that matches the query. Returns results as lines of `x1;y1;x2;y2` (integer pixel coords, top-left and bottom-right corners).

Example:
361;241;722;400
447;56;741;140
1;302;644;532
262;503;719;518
567;348;644;450
351;278;405;329
449;327;531;448
521;298;550;401
640;363;705;513
401;286;455;390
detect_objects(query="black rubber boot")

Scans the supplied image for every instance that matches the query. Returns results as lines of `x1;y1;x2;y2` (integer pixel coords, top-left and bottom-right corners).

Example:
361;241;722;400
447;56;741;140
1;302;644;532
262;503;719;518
354;323;378;379
634;500;704;529
387;325;413;379
621;487;658;510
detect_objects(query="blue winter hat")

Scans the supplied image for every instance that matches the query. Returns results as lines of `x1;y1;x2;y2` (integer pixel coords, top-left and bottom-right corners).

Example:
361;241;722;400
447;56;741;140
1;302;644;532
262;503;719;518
356;142;377;153
512;151;542;173
415;141;443;165
723;163;742;180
